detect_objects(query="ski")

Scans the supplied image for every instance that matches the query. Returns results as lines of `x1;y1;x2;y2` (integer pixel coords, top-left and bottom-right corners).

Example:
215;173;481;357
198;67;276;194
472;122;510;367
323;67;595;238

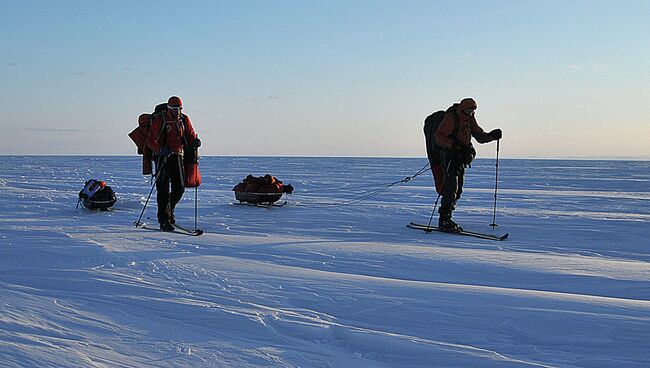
135;222;204;236
172;223;204;236
407;222;508;241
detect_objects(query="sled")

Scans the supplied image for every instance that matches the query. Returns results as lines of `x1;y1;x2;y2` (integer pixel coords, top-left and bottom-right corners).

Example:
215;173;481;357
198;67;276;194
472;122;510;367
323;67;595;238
234;191;286;207
232;174;294;207
77;179;117;211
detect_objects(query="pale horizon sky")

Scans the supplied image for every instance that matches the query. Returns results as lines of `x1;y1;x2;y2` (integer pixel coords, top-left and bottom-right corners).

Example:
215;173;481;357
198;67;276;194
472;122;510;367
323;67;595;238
1;0;649;159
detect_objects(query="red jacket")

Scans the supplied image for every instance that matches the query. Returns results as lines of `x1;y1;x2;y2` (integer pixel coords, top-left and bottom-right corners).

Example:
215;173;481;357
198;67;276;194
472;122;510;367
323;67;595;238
147;110;197;154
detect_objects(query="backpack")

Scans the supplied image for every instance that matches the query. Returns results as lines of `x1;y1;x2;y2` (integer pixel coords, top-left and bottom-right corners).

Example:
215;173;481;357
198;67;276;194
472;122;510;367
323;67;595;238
128;103;170;175
78;179;117;210
129;103;190;175
129;103;169;152
150;103;194;151
423;104;459;166
149;103;200;187
424;105;460;194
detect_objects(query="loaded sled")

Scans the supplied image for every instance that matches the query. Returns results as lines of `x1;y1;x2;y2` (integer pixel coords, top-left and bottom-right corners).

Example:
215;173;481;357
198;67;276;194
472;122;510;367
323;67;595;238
233;174;293;206
78;179;117;210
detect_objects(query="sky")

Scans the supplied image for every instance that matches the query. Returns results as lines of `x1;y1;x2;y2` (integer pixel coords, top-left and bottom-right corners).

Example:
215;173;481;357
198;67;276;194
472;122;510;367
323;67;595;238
1;0;649;159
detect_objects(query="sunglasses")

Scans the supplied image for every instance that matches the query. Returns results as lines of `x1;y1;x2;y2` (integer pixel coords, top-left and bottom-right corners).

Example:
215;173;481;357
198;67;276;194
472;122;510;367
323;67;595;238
168;105;183;111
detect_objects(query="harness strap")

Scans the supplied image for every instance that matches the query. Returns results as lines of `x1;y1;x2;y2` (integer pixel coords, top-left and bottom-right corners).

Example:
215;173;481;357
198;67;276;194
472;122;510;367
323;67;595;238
177;115;190;148
154;112;191;154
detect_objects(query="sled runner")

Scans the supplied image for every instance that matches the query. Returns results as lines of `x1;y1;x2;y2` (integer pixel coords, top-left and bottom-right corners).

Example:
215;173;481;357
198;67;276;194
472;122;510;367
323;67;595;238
234;191;286;206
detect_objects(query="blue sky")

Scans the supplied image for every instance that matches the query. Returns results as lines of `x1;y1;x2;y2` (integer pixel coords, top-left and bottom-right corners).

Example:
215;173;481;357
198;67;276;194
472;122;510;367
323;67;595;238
1;0;649;158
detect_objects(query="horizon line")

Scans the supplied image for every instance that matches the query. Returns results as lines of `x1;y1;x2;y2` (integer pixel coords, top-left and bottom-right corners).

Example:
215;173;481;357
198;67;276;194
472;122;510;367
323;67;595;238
1;154;649;161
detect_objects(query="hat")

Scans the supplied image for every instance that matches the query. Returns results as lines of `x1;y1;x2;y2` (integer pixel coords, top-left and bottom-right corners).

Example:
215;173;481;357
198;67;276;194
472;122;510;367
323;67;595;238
459;98;477;110
167;96;183;108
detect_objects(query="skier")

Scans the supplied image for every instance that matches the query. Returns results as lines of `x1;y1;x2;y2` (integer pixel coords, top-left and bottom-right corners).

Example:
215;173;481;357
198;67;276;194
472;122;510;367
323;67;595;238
147;96;201;231
433;98;502;231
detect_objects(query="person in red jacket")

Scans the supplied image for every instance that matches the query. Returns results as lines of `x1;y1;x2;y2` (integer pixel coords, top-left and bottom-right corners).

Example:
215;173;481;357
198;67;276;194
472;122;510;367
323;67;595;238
433;98;502;231
147;96;201;231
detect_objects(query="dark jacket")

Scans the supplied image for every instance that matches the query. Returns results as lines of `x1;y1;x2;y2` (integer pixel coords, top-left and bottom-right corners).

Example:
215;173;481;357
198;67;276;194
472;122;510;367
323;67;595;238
434;104;492;149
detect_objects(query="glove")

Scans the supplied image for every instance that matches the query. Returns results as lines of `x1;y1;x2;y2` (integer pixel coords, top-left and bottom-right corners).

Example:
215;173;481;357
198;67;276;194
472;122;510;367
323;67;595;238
450;141;475;167
191;138;201;148
489;129;502;140
159;146;172;157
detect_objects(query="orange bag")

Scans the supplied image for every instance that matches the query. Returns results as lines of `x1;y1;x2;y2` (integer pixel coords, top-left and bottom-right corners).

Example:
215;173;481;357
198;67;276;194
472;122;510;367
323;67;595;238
184;163;201;188
184;147;201;188
432;163;444;194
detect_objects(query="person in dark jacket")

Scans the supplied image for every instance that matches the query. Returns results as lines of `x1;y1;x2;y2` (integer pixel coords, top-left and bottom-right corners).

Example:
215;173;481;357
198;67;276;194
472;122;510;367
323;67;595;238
147;96;201;231
433;98;502;231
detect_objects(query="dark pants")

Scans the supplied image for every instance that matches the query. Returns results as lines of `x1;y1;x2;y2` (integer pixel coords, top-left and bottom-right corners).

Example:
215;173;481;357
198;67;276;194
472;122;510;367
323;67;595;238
438;153;464;217
155;154;185;224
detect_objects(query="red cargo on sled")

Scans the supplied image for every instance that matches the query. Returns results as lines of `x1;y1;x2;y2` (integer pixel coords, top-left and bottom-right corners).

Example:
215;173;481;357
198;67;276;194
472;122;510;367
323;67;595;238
232;174;294;206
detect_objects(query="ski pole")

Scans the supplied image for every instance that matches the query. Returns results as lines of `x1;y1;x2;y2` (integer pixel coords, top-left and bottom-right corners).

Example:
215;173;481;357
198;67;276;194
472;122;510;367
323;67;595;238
134;156;166;227
490;139;500;229
194;186;198;231
192;146;200;232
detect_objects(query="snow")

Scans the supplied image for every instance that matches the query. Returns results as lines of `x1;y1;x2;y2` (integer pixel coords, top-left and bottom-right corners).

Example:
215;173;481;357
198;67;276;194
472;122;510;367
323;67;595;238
1;156;649;367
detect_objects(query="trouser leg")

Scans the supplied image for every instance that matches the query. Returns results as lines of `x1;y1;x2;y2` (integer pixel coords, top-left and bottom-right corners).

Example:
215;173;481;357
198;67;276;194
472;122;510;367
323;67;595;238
155;158;172;224
439;175;458;217
168;154;185;218
439;158;465;218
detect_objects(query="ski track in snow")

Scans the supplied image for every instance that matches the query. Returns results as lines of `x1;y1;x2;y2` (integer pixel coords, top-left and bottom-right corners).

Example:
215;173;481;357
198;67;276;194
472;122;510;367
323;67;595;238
1;156;649;367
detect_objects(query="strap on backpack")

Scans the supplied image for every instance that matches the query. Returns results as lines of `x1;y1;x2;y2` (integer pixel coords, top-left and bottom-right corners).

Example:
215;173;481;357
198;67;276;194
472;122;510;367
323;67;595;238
155;112;167;146
450;112;460;140
155;112;188;153
436;109;460;152
176;115;190;149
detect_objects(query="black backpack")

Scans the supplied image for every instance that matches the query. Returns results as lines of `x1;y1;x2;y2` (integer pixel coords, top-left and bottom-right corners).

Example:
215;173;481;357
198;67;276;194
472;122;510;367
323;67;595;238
151;102;169;141
78;179;117;210
423;105;459;165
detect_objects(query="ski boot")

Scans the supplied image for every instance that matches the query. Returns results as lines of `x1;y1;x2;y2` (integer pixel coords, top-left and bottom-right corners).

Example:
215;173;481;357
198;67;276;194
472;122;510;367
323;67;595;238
169;212;175;225
160;222;175;232
438;215;462;232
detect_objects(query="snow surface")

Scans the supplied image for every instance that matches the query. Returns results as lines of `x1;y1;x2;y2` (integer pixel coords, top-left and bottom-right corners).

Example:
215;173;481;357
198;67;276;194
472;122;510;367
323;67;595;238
1;156;649;368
